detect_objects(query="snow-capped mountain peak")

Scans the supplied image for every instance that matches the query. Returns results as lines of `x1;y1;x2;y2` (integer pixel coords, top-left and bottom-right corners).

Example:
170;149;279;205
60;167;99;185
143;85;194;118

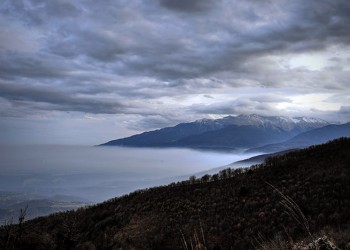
102;114;332;148
291;117;328;124
194;114;329;132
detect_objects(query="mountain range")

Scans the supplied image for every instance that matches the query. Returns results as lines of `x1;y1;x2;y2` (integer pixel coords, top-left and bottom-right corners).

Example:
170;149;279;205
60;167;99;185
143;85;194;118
101;114;350;151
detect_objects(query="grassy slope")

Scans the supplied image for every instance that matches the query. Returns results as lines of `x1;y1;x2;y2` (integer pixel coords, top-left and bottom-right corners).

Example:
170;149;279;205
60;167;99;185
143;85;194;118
1;138;350;249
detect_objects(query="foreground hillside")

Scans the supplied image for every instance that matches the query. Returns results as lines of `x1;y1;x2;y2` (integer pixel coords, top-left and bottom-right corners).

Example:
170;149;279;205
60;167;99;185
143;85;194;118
1;138;350;249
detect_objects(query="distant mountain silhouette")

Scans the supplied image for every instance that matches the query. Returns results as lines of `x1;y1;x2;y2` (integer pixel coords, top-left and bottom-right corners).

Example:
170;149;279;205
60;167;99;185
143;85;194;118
101;114;329;149
248;122;350;153
169;124;292;149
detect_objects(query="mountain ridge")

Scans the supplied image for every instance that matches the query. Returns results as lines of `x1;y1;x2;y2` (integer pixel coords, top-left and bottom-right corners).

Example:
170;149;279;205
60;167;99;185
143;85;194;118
101;114;329;149
248;122;350;153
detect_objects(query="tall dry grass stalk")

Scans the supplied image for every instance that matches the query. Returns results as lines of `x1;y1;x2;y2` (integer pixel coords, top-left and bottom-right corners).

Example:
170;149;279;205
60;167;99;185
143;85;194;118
266;182;311;237
254;182;315;250
180;222;207;250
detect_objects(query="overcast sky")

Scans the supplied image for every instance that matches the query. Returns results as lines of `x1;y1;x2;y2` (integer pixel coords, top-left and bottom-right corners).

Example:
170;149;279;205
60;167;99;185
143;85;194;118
1;0;350;145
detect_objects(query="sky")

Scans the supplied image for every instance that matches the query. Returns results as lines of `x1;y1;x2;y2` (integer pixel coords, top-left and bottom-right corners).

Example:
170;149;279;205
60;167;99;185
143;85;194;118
0;0;350;145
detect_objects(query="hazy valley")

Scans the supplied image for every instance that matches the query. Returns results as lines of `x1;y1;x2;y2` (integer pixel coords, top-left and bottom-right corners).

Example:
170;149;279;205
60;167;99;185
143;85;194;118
1;115;350;249
1;138;350;249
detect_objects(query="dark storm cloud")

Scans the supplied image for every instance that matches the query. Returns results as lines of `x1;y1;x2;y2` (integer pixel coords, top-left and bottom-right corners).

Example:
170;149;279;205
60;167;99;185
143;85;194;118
1;0;81;25
0;52;71;79
3;0;350;82
47;27;131;61
0;0;350;124
158;0;217;12
0;82;125;114
250;1;350;50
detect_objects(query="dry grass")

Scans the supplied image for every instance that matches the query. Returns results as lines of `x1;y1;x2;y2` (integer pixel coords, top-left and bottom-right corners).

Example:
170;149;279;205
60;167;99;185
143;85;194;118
255;183;347;250
180;222;207;250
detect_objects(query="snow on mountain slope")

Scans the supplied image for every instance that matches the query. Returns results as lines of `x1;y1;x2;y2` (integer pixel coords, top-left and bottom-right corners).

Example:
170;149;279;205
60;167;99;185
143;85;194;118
195;114;328;132
101;114;329;148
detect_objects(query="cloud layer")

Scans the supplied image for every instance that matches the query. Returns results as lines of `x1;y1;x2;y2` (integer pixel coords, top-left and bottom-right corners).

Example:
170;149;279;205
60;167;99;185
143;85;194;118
1;0;350;144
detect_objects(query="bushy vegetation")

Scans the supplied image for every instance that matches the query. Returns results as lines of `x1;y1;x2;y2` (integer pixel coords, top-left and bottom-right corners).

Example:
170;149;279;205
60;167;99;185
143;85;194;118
1;138;350;249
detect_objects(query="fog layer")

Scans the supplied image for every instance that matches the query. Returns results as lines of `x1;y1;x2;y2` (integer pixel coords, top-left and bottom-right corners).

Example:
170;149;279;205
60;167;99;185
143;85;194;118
0;145;255;202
